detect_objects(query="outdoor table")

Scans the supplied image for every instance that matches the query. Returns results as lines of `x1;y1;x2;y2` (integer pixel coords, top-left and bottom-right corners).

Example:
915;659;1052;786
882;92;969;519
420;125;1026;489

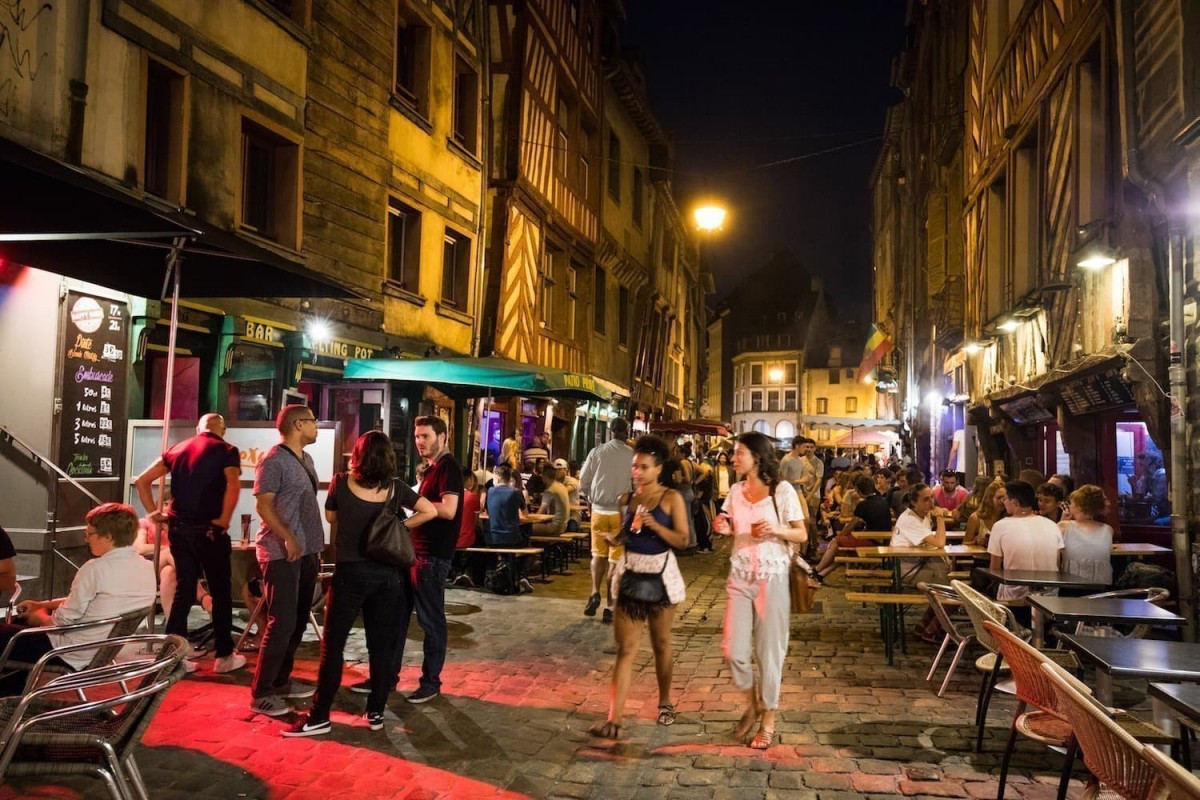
1026;595;1184;647
976;568;1106;593
1148;682;1200;767
1059;634;1200;706
1111;542;1171;557
855;530;965;542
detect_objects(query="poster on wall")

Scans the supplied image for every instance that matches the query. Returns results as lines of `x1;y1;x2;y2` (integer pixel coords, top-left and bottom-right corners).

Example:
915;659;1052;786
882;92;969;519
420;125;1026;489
58;292;129;479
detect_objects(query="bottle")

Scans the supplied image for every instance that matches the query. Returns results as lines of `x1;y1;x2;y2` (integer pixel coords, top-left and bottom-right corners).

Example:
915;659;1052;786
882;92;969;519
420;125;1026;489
241;514;252;546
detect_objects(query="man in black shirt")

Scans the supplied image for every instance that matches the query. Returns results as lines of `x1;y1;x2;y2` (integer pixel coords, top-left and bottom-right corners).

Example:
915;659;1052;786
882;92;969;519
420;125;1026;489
811;475;892;582
134;413;244;674
0;526;16;599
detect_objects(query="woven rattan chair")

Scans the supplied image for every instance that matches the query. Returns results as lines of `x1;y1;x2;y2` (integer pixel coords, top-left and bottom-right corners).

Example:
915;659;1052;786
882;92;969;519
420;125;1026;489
0;605;151;688
950;579;1080;752
0;634;188;800
1041;660;1165;800
919;582;975;697
1140;744;1200;799
1070;588;1171;640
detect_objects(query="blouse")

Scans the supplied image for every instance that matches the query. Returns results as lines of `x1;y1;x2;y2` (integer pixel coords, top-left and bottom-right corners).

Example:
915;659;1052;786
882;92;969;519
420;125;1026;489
1060;520;1113;585
721;481;805;581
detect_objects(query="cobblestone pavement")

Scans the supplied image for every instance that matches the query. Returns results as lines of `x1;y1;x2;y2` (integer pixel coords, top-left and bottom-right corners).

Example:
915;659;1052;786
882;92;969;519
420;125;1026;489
2;543;1147;799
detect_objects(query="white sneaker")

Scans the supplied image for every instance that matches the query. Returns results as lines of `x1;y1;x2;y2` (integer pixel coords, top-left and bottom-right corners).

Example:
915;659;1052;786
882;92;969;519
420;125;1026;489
183;658;198;674
214;653;247;674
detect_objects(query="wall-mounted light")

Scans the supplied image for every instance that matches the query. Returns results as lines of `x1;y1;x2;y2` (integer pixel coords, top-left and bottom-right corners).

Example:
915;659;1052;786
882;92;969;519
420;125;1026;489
962;342;982;355
1077;245;1118;270
998;317;1020;333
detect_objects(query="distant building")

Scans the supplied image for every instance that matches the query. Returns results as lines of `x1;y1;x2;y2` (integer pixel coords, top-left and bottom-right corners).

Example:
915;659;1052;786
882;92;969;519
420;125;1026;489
730;349;801;440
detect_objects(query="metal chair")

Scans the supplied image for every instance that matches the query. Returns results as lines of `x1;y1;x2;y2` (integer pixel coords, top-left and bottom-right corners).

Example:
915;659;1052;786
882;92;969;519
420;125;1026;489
1140;744;1200;799
918;582;975;697
0;633;188;800
1041;661;1165;800
236;565;332;653
1070;587;1171;640
0;605;151;686
0;584;21;624
950;580;1080;752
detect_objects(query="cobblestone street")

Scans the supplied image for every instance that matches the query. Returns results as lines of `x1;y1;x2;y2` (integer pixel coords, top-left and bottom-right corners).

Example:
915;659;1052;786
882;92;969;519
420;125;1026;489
1;544;1120;799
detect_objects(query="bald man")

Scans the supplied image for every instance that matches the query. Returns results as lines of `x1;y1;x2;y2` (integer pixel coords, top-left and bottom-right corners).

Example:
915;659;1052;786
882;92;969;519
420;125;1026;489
135;413;244;673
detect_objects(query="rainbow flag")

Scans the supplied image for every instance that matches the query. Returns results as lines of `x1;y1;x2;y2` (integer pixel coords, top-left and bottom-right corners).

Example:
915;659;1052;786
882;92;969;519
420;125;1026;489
858;324;894;381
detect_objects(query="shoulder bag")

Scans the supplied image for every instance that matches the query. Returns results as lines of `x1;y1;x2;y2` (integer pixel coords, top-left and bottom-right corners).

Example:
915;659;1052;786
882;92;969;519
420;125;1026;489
364;480;416;567
774;484;818;614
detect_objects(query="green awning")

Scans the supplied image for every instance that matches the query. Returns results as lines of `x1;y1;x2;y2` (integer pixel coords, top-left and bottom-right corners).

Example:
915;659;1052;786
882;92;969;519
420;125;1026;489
344;356;611;402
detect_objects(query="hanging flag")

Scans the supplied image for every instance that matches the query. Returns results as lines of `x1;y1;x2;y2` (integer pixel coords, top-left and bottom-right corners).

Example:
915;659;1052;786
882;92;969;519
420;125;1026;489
858;324;895;381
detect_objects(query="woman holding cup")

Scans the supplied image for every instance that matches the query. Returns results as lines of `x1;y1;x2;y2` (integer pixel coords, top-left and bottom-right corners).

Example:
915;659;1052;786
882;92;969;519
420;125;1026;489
712;432;808;749
590;436;690;740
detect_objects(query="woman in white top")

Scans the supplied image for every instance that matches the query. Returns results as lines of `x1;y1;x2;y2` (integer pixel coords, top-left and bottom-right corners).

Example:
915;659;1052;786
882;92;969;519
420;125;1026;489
1059;484;1113;585
712;432;807;750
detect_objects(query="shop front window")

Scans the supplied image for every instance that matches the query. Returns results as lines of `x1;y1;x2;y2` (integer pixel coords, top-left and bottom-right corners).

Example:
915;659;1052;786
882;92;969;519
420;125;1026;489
226;345;277;421
1115;421;1169;525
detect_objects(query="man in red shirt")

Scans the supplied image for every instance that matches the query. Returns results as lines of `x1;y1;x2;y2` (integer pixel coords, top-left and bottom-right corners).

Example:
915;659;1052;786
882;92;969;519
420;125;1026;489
931;469;968;514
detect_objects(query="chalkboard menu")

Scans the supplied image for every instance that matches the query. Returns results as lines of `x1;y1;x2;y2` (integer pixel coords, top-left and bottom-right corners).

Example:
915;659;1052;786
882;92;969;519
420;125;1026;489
58;292;129;478
998;394;1055;425
1058;370;1134;416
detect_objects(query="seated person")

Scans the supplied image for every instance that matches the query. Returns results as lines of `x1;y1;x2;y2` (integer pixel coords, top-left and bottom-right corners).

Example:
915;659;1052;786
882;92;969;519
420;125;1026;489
524;458;548;506
963;482;1006;546
813;474;893;581
458;468;481;550
132;518;212;623
484;466;527;547
931;469;968;515
532;462;569;536
1036;482;1064;523
0;525;16;598
988;480;1064;608
555;458;582;532
892;484;952;642
1;503;156;694
1059;484;1113;586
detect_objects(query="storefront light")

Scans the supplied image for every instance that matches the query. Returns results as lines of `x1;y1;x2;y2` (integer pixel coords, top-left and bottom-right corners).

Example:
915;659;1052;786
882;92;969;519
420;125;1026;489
962;342;982;355
307;319;333;344
998;317;1020;333
924;390;943;409
1077;245;1118;271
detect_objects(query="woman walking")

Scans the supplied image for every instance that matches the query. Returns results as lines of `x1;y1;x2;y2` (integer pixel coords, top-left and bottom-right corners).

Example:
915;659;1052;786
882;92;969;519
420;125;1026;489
712;432;808;749
590;435;690;740
284;431;436;737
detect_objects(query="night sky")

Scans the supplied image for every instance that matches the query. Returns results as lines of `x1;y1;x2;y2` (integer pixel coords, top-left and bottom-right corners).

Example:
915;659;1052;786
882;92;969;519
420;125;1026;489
623;2;908;321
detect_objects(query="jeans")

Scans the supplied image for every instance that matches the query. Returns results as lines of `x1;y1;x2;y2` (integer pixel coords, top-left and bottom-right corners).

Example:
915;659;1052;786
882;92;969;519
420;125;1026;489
312;561;401;718
390;555;451;692
251;553;319;698
166;519;235;657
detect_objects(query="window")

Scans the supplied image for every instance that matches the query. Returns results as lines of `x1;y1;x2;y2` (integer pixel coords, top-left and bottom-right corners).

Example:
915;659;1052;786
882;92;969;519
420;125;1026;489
846;369;855;379
817;427;830;442
1012;131;1039;300
784;390;797;411
768;391;780;412
816;397;828;414
540;245;558;327
143;59;186;203
387;198;422;292
593;265;606;333
785;363;797;384
618;285;630;347
750;392;763;412
607;131;621;201
441;229;471;309
1078;49;1107;225
845;397;858;413
566;265;578;339
829;368;841;384
985;176;1008;320
753;419;770;434
632;167;644;227
240;118;300;246
775;420;795;440
263;0;311;27
452;56;479;154
394;4;431;115
555;95;570;177
750;364;763;385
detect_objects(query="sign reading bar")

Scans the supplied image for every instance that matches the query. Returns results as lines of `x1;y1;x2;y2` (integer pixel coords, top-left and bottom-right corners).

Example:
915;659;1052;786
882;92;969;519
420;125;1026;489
59;292;129;478
1059;370;1135;416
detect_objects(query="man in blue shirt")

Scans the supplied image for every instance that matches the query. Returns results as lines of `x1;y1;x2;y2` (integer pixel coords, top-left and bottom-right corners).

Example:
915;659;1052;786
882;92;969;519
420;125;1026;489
485;465;526;546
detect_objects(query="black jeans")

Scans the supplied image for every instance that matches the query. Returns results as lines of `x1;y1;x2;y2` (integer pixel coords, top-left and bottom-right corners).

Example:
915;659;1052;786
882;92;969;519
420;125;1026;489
0;624;54;696
312;561;401;718
166;519;235;657
390;555;451;692
250;553;319;698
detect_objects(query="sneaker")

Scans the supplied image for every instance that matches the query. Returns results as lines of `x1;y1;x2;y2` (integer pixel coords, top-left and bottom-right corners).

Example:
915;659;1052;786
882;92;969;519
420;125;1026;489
451;574;475;588
602;608;613;624
348;679;372;695
214;654;247;674
583;593;601;617
518;578;534;594
183;658;198;674
250;694;291;718
364;711;385;731
407;686;440;704
273;681;316;699
281;715;330;738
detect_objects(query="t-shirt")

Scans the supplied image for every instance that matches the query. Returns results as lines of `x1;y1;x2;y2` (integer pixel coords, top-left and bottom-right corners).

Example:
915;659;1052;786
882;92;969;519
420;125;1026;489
562;475;582;522
779;453;805;489
932;484;969;512
162;432;240;523
539;481;570;533
721;481;805;581
325;473;421;563
855;494;893;532
0;526;15;561
485;484;525;546
891;508;936;547
254;444;325;561
458;490;481;549
987;515;1064;600
414;452;464;560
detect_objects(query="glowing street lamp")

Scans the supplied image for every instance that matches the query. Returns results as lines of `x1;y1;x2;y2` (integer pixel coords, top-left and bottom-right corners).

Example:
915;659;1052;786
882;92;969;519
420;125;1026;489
694;205;727;232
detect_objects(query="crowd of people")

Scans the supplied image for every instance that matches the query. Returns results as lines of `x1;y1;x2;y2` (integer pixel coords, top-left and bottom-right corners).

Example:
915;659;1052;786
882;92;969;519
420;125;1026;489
0;413;1133;751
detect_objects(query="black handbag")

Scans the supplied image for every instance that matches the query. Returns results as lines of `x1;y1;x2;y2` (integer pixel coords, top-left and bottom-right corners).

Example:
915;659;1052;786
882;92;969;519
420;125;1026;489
364;480;416;567
616;553;670;620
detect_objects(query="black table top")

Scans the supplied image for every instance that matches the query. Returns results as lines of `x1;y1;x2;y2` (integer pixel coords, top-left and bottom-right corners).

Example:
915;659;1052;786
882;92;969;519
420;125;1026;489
1148;682;1200;724
1027;596;1186;626
1059;634;1200;681
978;568;1107;589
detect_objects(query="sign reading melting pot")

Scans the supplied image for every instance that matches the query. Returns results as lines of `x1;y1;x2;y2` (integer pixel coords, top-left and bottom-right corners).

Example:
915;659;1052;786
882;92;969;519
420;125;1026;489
1058;370;1135;416
59;292;129;478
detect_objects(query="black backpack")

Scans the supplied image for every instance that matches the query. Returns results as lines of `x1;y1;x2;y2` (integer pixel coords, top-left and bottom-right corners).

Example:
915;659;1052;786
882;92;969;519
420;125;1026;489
484;560;516;595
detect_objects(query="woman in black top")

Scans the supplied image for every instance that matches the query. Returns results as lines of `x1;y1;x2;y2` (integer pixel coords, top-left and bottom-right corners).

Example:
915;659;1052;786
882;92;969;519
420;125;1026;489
284;431;435;737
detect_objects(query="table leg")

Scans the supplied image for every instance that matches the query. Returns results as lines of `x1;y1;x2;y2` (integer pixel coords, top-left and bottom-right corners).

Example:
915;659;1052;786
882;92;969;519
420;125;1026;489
1031;607;1045;648
1095;670;1114;706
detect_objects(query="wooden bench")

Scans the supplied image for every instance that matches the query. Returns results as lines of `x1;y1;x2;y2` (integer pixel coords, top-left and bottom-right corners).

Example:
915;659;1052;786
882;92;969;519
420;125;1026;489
460;546;544;586
529;536;573;574
560;532;588;560
845;591;930;665
835;556;893;589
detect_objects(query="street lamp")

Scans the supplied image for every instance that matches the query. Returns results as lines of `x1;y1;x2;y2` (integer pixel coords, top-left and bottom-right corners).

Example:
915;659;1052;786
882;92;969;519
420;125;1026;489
694;205;727;232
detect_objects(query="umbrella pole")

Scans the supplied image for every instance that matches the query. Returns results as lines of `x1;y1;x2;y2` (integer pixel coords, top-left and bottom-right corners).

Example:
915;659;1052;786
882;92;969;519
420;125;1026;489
149;239;186;635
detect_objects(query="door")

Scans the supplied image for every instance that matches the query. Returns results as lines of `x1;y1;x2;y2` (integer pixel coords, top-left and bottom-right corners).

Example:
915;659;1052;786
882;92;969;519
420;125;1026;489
322;383;389;471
